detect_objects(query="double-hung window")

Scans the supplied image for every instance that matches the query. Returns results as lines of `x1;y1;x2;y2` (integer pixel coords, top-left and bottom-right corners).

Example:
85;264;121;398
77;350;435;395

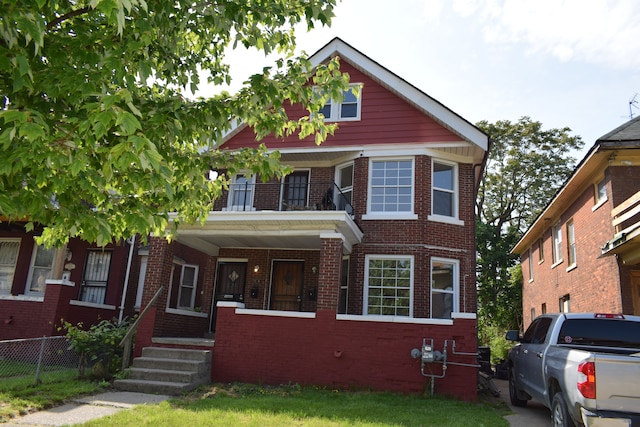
566;219;576;268
335;163;354;214
368;159;414;216
431;258;458;319
594;178;607;207
228;173;255;211
0;238;20;293
364;255;413;317
552;222;563;265
318;85;362;122
168;260;199;310
27;245;57;294
431;160;458;221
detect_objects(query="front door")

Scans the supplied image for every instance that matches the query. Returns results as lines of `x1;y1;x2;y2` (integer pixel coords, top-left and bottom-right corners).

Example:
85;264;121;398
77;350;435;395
270;261;303;311
210;262;247;332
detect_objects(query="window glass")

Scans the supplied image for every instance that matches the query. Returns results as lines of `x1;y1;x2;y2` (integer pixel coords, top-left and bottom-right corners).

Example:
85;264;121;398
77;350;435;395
79;251;112;304
0;239;20;292
340;90;359;118
433;161;456;217
365;256;412;316
336;163;354;214
567;219;576;266
178;265;198;309
552;223;563;264
595;179;607;203
431;259;457;319
370;160;413;213
316;85;361;121
229;174;254;210
28;245;56;293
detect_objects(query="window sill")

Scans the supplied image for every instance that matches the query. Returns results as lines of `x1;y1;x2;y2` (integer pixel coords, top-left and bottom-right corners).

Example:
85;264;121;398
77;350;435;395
165;307;209;318
428;215;464;226
362;213;418;220
592;198;607;212
566;264;577;272
551;260;563;269
0;294;44;302
70;300;116;310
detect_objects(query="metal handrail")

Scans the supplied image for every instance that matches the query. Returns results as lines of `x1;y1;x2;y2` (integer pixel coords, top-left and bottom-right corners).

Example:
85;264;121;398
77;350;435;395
119;286;163;370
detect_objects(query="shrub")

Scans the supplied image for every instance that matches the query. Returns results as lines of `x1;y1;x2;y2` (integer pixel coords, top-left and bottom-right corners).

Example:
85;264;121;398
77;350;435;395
59;318;133;380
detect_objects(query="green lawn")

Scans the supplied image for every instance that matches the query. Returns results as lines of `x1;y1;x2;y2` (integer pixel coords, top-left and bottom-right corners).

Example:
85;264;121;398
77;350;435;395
80;383;510;427
0;370;103;422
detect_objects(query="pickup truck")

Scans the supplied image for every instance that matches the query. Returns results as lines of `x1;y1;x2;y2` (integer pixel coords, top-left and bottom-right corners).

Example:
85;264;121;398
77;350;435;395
505;313;640;427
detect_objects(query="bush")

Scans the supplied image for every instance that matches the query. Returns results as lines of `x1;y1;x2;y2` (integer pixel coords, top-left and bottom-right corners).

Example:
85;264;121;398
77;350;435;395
479;323;514;365
59;318;133;380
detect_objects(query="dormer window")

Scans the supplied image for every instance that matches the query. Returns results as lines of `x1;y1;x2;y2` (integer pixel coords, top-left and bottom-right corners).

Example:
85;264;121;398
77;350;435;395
317;85;362;122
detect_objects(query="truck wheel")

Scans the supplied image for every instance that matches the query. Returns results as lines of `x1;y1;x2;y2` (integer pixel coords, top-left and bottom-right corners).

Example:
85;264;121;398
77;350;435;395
551;393;576;427
508;368;528;407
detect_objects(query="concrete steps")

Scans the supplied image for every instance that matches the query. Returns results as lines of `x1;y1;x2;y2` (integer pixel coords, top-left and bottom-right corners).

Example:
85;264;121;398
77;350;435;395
114;347;211;395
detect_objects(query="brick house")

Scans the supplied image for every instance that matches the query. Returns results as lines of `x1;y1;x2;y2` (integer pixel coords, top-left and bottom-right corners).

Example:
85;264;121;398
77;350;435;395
0;225;142;340
132;38;489;400
513;116;640;329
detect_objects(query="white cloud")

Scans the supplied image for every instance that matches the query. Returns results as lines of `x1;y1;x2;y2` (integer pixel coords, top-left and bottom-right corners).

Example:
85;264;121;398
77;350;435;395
449;0;640;69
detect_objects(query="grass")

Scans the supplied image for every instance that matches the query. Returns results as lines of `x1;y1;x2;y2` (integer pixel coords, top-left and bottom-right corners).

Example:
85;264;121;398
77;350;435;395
0;370;104;422
79;383;510;427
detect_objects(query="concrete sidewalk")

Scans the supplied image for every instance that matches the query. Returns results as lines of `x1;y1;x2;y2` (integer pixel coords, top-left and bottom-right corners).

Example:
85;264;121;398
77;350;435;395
4;391;171;427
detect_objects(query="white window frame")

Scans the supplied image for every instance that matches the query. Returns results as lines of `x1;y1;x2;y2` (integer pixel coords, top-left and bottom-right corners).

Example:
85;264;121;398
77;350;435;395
593;178;608;210
566;219;576;269
0;238;21;293
538;237;544;264
26;244;57;294
364;157;416;219
334;162;354;214
177;264;199;310
430;257;459;319
528;247;534;282
429;159;461;225
317;84;362;122
363;255;414;317
552;222;563;266
226;173;255;211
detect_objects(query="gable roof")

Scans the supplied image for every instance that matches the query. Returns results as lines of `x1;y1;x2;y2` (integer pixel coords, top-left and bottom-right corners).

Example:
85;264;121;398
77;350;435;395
222;38;488;159
310;38;488;152
512;116;640;254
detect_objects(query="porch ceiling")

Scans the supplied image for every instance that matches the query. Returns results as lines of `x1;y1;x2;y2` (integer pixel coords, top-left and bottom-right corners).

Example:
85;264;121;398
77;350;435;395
171;211;363;256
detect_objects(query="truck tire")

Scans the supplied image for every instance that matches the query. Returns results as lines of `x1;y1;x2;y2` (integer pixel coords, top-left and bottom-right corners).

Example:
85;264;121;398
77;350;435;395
551;393;576;427
508;367;528;407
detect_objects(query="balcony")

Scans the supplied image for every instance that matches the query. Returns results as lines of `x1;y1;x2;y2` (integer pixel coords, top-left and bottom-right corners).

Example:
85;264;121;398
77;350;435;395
601;190;640;265
173;181;363;256
216;180;354;216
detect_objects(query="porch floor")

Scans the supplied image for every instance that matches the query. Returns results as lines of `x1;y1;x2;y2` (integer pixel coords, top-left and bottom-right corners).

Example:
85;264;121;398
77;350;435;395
151;337;215;347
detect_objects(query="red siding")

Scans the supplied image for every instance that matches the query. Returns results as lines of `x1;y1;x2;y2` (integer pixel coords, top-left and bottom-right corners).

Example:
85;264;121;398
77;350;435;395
221;61;461;151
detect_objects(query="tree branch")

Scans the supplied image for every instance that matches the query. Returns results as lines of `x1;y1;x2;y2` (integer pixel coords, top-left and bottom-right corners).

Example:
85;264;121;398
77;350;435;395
47;6;92;30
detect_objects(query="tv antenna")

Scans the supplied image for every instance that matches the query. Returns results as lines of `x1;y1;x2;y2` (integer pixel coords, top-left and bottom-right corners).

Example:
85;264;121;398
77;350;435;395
629;93;639;119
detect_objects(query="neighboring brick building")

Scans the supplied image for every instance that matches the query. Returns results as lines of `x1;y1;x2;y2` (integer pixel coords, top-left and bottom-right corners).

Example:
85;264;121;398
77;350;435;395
134;38;489;400
513;116;640;329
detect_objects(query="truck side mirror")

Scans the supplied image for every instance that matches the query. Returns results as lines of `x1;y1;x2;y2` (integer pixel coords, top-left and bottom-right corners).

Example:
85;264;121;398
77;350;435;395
505;330;521;342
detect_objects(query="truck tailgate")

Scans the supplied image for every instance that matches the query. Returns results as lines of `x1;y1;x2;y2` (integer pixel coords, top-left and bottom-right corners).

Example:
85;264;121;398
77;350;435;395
594;353;640;412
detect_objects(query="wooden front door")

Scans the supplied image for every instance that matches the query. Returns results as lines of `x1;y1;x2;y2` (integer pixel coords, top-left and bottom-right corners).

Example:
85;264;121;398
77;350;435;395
210;262;247;332
270;261;304;311
631;271;640;315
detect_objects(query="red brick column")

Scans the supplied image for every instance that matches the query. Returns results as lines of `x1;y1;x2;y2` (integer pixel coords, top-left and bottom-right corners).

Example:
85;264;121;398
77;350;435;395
317;234;344;312
133;237;173;355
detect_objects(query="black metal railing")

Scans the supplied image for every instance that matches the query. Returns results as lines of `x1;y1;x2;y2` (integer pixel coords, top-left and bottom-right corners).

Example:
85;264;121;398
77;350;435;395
219;181;354;216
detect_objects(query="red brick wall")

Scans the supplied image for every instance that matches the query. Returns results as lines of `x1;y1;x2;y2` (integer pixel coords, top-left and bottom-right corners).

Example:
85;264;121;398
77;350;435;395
522;166;633;329
212;306;478;400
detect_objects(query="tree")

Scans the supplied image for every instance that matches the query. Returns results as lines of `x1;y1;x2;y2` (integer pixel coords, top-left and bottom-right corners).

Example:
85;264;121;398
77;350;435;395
0;0;349;247
476;117;583;331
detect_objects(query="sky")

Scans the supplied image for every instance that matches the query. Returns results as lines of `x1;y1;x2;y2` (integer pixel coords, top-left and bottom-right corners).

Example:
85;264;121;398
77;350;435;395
199;0;640;159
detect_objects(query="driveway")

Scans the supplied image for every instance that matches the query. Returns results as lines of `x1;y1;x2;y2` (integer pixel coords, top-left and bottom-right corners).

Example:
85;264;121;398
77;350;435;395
493;379;551;427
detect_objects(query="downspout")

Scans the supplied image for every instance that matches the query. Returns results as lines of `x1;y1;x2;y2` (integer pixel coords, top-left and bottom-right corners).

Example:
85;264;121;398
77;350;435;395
118;236;136;325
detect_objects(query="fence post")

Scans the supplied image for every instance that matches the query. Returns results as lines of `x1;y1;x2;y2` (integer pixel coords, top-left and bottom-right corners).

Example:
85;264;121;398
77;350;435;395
34;336;46;384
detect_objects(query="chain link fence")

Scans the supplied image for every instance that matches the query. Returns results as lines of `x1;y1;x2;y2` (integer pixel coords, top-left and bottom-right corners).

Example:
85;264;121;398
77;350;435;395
0;336;79;384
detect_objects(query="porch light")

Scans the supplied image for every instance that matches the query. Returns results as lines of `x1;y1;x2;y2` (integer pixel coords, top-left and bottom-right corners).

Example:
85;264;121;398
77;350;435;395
312;266;317;274
253;265;260;273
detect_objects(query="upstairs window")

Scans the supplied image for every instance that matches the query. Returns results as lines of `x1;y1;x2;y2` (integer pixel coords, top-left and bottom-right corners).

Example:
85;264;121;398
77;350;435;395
227;173;255;211
0;238;20;293
594;178;607;206
335;163;354;214
432;160;457;219
567;219;576;268
318;85;361;122
552;222;563;265
369;159;414;214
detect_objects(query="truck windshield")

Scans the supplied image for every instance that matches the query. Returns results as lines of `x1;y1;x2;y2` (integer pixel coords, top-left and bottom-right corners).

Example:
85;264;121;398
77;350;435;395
557;319;640;348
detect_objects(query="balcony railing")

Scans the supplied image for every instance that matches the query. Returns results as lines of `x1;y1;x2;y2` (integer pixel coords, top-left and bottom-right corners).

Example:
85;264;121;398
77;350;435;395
217;181;354;216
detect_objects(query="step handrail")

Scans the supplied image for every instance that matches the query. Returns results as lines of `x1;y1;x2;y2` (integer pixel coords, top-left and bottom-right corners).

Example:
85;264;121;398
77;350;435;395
119;286;164;370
